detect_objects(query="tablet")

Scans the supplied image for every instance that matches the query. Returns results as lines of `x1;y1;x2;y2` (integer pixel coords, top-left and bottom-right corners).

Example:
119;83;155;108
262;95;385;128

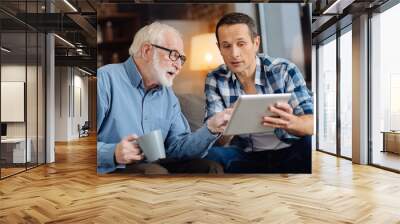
223;93;292;135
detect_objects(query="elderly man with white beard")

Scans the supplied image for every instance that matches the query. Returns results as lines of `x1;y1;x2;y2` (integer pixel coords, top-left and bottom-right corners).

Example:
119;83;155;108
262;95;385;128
97;22;232;174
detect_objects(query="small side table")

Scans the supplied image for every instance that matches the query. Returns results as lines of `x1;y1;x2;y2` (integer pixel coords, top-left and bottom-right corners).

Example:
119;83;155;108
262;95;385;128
381;131;400;154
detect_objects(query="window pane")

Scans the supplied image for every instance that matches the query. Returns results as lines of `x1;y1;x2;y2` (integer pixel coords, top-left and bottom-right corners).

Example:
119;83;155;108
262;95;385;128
340;29;352;158
371;3;400;171
1;31;27;177
27;31;38;169
318;37;337;154
38;33;46;165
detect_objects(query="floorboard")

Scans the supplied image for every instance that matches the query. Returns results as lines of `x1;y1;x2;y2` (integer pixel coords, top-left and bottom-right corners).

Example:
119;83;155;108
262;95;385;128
1;135;400;223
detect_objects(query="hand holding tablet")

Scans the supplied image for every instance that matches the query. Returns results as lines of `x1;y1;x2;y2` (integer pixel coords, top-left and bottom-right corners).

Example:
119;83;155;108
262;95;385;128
223;93;292;135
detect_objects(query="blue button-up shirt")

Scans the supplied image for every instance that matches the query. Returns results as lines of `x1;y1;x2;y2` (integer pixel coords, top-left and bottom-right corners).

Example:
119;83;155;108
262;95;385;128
97;57;218;174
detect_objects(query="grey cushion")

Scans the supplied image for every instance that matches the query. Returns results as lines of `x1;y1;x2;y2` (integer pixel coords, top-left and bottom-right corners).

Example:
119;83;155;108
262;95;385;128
176;94;206;131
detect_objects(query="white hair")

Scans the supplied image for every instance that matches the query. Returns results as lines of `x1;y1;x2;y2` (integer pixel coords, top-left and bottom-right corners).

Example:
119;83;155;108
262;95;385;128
129;22;182;57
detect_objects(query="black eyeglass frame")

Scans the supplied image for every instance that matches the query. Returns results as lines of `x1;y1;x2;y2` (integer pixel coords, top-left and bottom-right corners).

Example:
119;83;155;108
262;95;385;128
151;44;186;66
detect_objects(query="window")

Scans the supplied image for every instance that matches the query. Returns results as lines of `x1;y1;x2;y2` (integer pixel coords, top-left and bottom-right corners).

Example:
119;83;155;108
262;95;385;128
0;1;47;179
371;2;400;171
339;28;352;158
317;36;337;154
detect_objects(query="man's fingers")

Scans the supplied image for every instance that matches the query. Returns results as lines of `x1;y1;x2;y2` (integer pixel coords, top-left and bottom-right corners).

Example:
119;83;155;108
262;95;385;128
121;142;142;155
262;121;287;129
275;102;293;113
207;108;235;134
263;116;289;125
223;112;231;121
215;112;230;128
116;135;143;164
124;134;139;143
262;116;289;126
268;106;292;120
214;110;231;128
224;108;234;114
123;150;144;163
125;153;144;162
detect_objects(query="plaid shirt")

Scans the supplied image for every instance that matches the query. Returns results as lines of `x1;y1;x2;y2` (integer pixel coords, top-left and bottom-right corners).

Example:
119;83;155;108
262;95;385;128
204;54;313;144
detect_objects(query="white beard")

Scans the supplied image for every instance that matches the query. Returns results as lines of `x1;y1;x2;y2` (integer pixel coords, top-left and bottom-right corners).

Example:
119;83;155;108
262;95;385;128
152;54;173;87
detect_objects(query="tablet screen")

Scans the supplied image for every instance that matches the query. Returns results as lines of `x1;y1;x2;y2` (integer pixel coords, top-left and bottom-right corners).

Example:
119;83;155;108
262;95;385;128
223;93;291;135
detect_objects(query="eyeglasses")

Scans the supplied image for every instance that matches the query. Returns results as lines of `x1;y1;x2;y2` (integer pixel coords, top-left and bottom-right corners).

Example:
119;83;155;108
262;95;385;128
151;44;186;66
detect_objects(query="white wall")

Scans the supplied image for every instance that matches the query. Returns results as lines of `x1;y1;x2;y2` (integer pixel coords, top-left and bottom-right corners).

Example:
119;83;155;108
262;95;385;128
1;66;26;131
1;63;46;164
55;66;68;141
1;65;37;137
72;73;89;138
55;67;89;141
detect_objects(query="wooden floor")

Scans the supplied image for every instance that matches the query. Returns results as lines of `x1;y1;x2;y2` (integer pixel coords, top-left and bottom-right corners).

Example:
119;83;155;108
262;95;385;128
372;150;400;171
1;163;45;178
1;136;400;223
1;167;26;178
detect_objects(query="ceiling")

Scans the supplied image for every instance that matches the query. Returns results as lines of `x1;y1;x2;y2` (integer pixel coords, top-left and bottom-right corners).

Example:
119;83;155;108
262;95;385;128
0;0;97;73
0;0;395;73
311;0;390;43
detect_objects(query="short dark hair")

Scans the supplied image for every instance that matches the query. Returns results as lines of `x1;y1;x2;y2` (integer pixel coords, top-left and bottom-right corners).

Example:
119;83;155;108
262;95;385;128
216;12;258;43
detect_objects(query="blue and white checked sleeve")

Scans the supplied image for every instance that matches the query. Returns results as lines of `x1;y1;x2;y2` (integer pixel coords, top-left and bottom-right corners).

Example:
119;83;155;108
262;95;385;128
284;62;314;116
204;73;225;122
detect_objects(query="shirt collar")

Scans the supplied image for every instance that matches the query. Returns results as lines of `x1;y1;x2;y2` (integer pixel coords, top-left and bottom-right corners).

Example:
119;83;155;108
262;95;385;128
254;56;264;86
123;57;143;89
230;56;265;86
123;57;163;92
